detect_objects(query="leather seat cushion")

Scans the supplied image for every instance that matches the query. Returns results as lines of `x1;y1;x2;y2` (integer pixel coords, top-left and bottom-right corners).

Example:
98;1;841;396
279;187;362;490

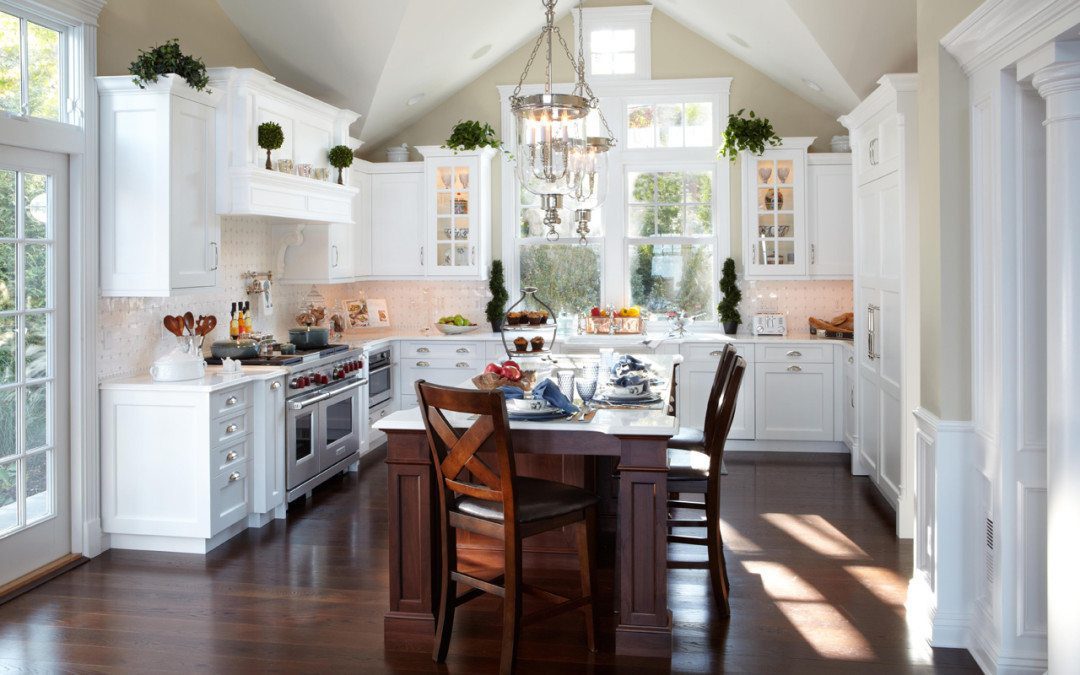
667;426;705;450
454;477;598;524
667;448;711;480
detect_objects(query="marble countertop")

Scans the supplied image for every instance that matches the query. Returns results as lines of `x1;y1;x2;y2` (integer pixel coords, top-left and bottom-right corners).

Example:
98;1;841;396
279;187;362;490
100;365;289;392
343;328;853;349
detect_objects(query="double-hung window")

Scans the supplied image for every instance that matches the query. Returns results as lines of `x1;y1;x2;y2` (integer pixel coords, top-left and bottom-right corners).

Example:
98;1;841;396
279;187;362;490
0;8;65;122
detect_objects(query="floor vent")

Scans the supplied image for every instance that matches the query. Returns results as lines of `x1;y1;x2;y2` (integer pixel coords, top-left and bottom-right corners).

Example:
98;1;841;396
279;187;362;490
984;516;995;586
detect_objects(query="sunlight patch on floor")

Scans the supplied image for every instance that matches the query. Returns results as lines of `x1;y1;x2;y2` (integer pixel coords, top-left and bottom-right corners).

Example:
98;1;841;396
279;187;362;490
741;560;825;601
718;519;762;554
762;513;870;559
774;600;877;661
843;564;908;611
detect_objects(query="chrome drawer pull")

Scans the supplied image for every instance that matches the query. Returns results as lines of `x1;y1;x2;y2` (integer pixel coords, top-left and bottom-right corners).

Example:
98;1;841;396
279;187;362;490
225;424;239;434
228;471;241;482
417;347;431;353
225;396;238;406
416;361;430;367
709;350;724;357
456;362;470;368
786;350;802;358
270;381;281;390
848;356;854;364
787;365;802;373
456;347;469;353
226;451;238;462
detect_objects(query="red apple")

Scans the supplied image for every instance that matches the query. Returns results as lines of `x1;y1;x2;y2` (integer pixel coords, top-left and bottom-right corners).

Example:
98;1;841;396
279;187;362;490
502;364;522;382
484;363;504;376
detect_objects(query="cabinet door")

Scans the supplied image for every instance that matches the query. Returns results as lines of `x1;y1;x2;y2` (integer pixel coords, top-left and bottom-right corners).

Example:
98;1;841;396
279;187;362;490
808;162;853;277
745;149;807;278
371;172;425;276
754;363;834;441
328;222;352;280
427;157;479;276
169;95;219;290
678;359;754;441
843;370;856;450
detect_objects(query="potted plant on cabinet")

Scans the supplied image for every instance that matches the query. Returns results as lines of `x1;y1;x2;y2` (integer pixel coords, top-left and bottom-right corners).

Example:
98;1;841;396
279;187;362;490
128;39;210;92
328;145;354;185
718;257;742;335
486;260;509;332
443;119;505;154
258;122;284;170
718;108;781;161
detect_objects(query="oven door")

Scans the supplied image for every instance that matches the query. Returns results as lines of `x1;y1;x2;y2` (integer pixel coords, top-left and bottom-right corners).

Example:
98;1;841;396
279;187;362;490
286;391;325;490
319;378;365;471
368;364;393;408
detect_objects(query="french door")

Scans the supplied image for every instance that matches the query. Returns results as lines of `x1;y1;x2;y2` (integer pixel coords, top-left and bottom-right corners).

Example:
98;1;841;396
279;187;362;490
0;146;69;586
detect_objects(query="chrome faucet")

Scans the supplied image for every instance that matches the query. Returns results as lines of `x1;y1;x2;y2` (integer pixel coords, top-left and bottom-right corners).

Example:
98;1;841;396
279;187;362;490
607;303;617;335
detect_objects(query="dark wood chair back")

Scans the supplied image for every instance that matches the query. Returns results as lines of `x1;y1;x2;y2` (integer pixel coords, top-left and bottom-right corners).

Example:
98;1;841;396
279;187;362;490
415;381;517;522
702;345;737;445
706;357;746;481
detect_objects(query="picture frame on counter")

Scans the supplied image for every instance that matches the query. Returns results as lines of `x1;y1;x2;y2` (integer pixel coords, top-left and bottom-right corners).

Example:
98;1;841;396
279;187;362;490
367;299;390;327
342;298;369;328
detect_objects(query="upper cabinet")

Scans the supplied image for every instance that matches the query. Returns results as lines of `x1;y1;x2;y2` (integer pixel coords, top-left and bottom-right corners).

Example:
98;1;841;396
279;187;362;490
99;75;222;297
353;146;494;281
207;68;360;223
741;138;853;280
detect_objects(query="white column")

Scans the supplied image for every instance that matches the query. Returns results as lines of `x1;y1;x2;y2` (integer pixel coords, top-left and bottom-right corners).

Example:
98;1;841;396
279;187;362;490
1033;60;1080;673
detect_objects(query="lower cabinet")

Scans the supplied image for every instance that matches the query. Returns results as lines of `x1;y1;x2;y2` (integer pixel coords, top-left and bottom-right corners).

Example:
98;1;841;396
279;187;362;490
253;375;287;516
678;344;755;440
754;362;834;441
398;340;484;409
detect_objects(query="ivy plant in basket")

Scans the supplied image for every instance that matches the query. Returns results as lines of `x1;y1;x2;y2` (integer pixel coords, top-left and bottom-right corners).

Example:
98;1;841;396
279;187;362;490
718;108;781;161
128;39;210;93
442;119;507;155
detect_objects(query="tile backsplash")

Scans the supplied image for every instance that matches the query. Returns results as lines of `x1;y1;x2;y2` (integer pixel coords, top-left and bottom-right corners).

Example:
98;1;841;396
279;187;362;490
740;280;853;332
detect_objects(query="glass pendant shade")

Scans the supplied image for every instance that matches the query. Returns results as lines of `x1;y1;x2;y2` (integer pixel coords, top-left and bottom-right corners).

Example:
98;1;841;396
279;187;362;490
513;93;590;197
569;136;611;207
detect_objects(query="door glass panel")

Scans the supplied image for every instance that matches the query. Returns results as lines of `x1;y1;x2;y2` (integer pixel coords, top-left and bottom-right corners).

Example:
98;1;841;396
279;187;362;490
24;243;48;309
0;170;14;237
25;313;47;380
0;459;15;535
25;383;47;450
295;411;313;460
0;389;14;457
23;173;48;239
326;397;354;445
25;450;49;523
0;243;14;312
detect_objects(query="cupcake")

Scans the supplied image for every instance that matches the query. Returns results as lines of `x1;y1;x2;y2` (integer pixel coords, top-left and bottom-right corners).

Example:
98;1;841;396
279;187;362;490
507;311;524;325
513;337;528;352
527;311;544;325
538;310;549;324
530;336;545;351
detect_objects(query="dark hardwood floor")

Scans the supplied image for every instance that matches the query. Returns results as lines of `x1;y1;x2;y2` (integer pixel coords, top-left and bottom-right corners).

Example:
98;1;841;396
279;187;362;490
0;451;979;674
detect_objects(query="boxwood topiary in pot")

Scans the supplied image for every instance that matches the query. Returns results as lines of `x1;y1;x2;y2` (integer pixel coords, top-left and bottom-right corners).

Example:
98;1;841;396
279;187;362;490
718;257;742;335
328;145;354;185
258;122;284;170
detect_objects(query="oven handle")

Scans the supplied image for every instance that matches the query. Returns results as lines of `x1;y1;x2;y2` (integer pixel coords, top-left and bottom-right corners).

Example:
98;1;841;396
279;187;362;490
288;391;331;411
323;378;368;399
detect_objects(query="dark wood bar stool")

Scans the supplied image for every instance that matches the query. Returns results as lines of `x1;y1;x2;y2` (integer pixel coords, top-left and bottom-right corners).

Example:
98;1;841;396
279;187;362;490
666;344;736;452
667;356;746;615
415;381;599;675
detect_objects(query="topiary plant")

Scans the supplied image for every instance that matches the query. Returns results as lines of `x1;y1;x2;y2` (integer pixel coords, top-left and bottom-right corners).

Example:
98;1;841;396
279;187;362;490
443;119;504;154
718;108;781;161
486;260;510;331
718;257;742;334
258;122;284;170
128;39;210;93
328;145;354;185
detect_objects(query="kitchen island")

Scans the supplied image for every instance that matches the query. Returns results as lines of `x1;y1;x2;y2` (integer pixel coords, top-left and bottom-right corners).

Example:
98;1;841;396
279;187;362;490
375;357;680;658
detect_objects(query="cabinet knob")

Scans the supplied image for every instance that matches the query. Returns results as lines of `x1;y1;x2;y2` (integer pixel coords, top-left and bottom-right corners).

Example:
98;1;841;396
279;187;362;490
225;424;239;434
456;362;470;368
848;356;853;364
228;471;241;482
416;361;430;368
456;347;469;353
786;365;802;373
225;396;238;406
270;381;281;390
226;451;238;462
786;350;802;358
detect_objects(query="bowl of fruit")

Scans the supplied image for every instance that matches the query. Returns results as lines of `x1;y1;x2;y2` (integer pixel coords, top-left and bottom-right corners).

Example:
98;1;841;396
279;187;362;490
435;314;479;334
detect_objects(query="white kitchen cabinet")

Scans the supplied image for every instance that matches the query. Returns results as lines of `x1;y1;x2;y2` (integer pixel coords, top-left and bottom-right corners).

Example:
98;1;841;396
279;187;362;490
274;221;353;284
98;75;221;297
252;375;287;518
397;340;485;409
418;146;494;278
370;166;426;277
742;138;814;279
678;343;755;441
807;154;853;278
754;362;835;441
207;68;359;223
842;348;856;451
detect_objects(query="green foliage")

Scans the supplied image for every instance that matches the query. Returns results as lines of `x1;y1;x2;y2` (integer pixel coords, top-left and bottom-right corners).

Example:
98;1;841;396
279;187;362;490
718;108;780;161
486;260;510;324
257;122;284;151
718;257;742;326
629;244;712;317
327;145;354;169
443;120;504;154
128;39;210;92
519;245;601;314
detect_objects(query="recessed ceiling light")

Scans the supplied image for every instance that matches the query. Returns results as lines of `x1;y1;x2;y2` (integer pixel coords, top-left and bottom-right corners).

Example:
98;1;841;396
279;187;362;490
472;44;492;60
406;93;425;106
727;33;750;49
803;79;823;92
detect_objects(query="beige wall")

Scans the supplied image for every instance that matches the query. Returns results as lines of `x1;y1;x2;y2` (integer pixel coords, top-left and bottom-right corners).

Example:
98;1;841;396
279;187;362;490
97;0;266;76
916;0;981;419
363;8;847;265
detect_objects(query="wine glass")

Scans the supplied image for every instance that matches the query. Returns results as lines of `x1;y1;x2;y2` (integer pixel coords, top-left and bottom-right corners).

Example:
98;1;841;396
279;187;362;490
575;362;600;410
556;369;576;402
757;165;772;185
777;166;790;184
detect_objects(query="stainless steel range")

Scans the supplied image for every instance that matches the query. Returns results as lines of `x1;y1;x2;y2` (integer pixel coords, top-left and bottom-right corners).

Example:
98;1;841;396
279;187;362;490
283;346;366;502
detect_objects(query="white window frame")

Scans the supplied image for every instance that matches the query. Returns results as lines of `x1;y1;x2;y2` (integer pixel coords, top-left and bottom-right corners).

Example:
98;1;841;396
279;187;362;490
0;5;69;124
573;5;653;82
498;77;732;326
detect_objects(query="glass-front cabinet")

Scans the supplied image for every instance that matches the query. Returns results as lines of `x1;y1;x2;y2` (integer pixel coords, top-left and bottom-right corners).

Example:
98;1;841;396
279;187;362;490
741;138;813;278
419;146;495;278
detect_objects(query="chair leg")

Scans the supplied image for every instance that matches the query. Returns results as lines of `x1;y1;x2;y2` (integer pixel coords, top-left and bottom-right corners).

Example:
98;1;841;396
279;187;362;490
433;523;458;662
576;506;598;652
704;493;730;617
500;534;523;675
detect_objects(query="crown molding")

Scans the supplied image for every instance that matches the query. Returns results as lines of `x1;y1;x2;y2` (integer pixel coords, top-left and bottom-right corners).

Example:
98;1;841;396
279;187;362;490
943;0;1080;76
7;0;106;25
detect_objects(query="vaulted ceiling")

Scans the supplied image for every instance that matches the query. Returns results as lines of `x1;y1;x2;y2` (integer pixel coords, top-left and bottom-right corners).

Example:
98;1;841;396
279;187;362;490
216;0;915;149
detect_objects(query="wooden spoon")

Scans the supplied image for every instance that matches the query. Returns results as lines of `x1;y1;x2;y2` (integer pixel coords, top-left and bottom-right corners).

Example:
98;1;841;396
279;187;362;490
163;315;183;337
183;312;195;336
200;315;217;336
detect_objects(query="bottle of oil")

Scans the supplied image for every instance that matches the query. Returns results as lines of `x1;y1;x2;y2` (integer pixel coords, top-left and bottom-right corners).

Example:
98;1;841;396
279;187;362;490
243;301;254;334
229;302;239;339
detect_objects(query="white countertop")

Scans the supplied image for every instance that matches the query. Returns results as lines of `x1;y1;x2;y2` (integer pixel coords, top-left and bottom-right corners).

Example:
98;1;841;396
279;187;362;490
375;355;679;438
100;365;289;392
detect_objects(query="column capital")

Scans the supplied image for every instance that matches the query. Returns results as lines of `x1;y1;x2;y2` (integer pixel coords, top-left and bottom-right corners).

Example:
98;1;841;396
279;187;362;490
1033;60;1080;99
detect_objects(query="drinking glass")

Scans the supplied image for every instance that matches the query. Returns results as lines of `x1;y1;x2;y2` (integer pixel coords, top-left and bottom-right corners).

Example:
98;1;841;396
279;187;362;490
575;362;599;405
757;165;772;184
556;369;576;402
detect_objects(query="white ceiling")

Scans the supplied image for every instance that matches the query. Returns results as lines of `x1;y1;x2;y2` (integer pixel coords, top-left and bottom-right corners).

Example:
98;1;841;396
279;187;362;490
215;0;915;148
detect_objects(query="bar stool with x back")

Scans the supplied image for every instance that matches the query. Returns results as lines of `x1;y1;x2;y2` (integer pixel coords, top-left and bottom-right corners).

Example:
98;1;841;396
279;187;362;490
415;380;599;675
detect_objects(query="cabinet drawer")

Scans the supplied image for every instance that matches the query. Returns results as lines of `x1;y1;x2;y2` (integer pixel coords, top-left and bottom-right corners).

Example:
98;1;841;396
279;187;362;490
211;385;250;418
681;342;753;362
210;409;252;447
402;341;483;359
402;357;483;386
212;434;251;473
210;460;251;536
755;344;832;364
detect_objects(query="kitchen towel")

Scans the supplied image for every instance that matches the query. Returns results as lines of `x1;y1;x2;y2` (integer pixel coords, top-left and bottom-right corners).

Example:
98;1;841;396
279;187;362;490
260;279;274;316
500;380;578;414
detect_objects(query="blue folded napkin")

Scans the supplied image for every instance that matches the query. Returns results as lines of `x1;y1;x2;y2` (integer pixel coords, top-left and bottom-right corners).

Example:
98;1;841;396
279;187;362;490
612;354;648;377
499;386;524;400
499;381;578;415
612;374;650;389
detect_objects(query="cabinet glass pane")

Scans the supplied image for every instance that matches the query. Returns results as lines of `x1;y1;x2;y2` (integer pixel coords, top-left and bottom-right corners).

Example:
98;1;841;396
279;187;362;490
453;192;468;215
436;192;452;215
775;160;794;185
776;212;795;237
759;240;796;266
756;160;776;186
437;217;452;241
453;166;469;191
435;166;452;190
453;217;469;240
758;187;792;212
757;213;777;238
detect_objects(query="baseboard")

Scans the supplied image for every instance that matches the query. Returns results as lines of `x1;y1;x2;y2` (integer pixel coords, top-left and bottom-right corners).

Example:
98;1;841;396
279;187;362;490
727;439;849;453
82;516;105;557
0;553;88;605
